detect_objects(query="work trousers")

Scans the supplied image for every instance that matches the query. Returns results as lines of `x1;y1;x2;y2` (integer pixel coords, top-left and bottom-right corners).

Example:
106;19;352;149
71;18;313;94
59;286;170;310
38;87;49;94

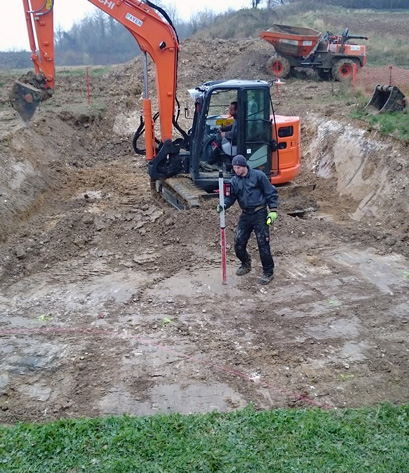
234;208;274;275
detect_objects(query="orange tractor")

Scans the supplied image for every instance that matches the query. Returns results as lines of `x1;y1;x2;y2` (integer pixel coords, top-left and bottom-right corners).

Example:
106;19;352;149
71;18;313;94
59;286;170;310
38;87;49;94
260;25;368;81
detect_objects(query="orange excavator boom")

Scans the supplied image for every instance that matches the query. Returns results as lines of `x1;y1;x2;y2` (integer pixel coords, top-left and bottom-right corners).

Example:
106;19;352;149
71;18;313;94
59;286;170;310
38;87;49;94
22;0;55;88
12;0;179;159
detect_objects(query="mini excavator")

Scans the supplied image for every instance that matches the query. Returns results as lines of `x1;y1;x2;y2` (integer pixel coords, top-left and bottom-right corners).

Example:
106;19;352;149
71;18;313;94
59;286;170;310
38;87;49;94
11;0;303;210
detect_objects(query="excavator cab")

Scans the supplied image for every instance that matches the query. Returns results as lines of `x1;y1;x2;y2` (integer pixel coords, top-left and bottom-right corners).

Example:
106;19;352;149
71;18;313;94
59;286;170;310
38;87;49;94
188;79;300;193
190;80;275;192
150;79;301;208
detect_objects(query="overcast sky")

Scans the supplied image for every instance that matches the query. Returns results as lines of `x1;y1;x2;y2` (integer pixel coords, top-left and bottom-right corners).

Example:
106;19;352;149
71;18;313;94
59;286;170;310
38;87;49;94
0;0;253;51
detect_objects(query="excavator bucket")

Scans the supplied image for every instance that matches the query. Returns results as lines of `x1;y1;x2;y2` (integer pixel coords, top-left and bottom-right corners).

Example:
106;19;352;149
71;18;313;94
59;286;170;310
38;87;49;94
365;85;406;114
9;81;44;123
9;72;53;123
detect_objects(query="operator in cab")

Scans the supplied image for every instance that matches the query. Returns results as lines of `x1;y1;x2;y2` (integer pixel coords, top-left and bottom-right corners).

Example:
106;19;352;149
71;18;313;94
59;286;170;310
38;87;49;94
209;101;238;168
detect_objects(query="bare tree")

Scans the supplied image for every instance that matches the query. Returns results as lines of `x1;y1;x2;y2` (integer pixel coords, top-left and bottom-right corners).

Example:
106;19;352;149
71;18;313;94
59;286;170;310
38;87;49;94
252;0;286;7
160;1;179;24
266;0;287;6
188;9;217;35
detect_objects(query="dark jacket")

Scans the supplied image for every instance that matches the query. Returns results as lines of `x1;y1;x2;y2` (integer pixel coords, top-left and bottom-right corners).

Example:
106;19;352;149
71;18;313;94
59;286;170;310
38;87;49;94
221;119;237;145
225;167;278;211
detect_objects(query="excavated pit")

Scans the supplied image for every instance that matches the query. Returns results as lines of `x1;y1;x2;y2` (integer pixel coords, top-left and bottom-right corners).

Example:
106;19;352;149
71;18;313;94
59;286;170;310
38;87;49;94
1;43;409;422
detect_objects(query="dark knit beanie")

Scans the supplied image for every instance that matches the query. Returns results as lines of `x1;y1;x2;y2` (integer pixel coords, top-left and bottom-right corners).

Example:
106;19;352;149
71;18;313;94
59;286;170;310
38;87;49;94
232;155;247;167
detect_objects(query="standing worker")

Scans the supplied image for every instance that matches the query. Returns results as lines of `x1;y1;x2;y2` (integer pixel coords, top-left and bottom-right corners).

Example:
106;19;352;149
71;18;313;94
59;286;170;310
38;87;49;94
217;155;278;285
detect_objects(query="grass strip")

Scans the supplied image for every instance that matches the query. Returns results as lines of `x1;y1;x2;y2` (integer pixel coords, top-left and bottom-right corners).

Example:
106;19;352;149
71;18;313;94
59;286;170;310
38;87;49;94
1;403;409;472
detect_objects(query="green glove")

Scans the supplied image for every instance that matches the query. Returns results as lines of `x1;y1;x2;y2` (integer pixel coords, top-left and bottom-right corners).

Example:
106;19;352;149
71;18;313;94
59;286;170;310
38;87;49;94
216;204;226;213
266;211;277;226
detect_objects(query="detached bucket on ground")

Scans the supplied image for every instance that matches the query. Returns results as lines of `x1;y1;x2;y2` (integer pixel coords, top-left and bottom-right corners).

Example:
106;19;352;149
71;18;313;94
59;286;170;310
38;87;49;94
365;85;406;113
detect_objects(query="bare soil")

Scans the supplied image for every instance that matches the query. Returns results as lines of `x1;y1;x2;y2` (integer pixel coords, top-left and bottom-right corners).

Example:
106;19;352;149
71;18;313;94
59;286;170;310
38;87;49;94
0;37;408;424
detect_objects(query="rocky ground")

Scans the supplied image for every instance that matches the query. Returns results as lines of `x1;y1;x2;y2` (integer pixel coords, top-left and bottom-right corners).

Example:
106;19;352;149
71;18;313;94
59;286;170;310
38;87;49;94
0;37;408;424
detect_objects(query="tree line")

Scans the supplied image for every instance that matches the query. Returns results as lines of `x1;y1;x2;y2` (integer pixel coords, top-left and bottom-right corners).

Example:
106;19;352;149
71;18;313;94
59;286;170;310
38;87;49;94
0;6;222;69
54;10;140;66
289;0;409;7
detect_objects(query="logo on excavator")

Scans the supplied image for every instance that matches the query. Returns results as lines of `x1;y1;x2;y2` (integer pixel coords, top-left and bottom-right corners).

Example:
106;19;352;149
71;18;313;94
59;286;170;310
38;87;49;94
125;12;143;27
98;0;115;9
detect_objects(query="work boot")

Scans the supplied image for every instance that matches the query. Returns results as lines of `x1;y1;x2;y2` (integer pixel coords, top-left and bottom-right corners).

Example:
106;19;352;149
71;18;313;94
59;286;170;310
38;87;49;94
236;262;251;276
200;161;219;172
259;272;274;285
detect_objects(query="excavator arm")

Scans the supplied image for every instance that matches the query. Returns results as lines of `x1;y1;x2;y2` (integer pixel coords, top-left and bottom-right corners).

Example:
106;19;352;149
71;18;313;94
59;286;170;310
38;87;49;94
11;0;179;161
9;0;56;122
22;0;55;88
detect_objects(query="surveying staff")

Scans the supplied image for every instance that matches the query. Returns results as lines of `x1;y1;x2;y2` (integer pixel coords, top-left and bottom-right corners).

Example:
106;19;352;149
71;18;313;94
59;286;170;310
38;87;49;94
217;155;278;285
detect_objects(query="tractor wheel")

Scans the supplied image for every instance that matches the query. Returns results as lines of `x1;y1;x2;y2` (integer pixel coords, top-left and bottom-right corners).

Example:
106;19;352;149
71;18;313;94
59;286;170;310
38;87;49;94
331;59;357;82
266;55;291;79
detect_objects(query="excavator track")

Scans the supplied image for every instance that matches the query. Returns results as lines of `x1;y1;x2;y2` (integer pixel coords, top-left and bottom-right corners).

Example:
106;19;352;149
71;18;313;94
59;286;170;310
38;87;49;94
152;177;214;210
152;177;317;215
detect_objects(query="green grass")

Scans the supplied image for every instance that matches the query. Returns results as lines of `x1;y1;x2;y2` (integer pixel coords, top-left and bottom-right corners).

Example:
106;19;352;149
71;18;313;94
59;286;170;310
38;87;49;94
350;108;409;142
1;403;409;472
317;84;409;143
